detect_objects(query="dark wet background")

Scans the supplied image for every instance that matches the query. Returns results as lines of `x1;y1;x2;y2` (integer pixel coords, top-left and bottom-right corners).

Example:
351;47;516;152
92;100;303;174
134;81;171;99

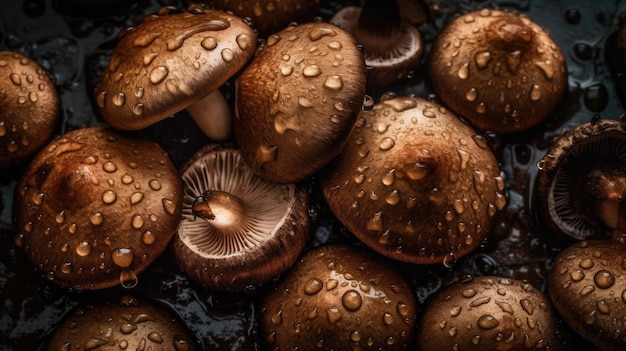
1;0;625;349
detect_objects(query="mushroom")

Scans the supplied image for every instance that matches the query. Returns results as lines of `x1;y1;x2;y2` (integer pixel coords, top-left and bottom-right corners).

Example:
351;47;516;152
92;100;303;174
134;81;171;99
200;0;321;38
417;276;564;350
12;126;183;290
320;95;506;265
429;9;568;134
47;295;199;350
548;239;626;351
534;118;626;242
330;0;424;87
234;21;367;183
95;4;257;141
259;243;416;350
170;143;309;292
0;51;59;170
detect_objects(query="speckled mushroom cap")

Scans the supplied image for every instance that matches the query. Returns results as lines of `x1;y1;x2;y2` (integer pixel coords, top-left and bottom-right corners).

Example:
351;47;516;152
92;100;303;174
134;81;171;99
234;21;367;183
320;96;506;264
534;119;626;242
417;276;564;351
548;240;626;351
13;127;183;290
200;0;321;38
171;144;309;292
259;244;416;350
47;295;199;350
0;51;59;170
95;4;257;131
429;9;567;134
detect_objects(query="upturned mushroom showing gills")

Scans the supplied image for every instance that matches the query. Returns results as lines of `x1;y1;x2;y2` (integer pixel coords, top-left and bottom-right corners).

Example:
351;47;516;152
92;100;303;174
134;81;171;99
320;96;506;265
12;127;183;290
95;4;257;141
330;0;424;87
200;0;321;38
429;9;568;134
0;51;59;170
417;276;564;350
548;240;626;351
234;21;367;183
47;295;199;350
534;118;626;242
171;144;309;292
259;244;416;350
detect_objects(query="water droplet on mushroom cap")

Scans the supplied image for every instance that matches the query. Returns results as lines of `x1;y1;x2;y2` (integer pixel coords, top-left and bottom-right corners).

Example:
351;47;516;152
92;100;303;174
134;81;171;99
13;127;183;290
47;296;200;350
260;244;416;350
321;96;505;264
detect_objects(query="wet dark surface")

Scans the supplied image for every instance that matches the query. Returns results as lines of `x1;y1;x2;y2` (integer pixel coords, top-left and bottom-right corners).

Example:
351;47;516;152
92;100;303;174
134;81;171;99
1;0;625;350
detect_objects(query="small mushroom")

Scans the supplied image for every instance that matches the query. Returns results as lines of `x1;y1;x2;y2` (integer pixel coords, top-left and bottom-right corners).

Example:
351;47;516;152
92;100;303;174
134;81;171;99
548;240;626;351
0;51;59;170
259;243;416;350
534;118;626;242
320;96;506;264
201;0;321;38
429;9;568;134
417;276;564;350
12;126;183;290
330;0;424;86
47;295;199;350
95;4;257;141
234;21;367;183
171;144;309;292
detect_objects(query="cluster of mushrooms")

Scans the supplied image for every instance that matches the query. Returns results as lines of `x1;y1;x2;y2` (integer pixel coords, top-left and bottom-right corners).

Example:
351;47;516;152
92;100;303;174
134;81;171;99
3;0;626;350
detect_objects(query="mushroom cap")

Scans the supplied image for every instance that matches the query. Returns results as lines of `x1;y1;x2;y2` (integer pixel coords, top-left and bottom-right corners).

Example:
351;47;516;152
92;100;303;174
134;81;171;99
95;4;257;131
320;96;506;264
534;119;626;241
417;276;564;351
171;144;310;292
0;51;59;170
234;21;367;183
47;295;199;350
548;240;626;351
201;0;321;38
259;243;416;350
429;9;567;134
330;5;424;87
13;126;183;290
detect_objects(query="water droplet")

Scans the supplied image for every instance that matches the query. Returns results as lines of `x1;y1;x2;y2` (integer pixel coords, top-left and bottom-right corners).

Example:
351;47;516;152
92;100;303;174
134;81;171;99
120;269;138;289
303;65;321;77
148;332;163;343
149;66;169;84
236;33;251;50
383;98;417;112
112;247;134;268
256;145;278;165
131;214;144;229
55;211;66;224
298;96;314;108
103;161;117;173
477;314;499;329
102;190;117;204
529;84;541;101
120;323;137;334
379;137;395;151
324;75;343;90
327;307;343;323
221;48;234;62
201;36;217;50
594;270;615;289
76;241;91;256
90;212;104;226
149;179;162;191
570;269;585;282
309;27;336;41
458;62;469;79
112;92;126;106
142;230;155;245
475;52;491;69
342;290;362;311
304;278;323;295
279;64;293;76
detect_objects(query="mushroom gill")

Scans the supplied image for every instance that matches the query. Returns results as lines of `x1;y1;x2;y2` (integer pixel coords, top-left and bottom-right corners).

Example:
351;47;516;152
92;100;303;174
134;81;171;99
534;118;626;242
320;95;506;265
171;144;309;292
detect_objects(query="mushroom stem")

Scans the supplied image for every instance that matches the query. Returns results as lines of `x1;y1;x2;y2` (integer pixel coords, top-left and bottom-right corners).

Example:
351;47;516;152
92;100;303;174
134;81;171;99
186;89;232;141
354;0;404;57
192;190;248;231
583;165;626;240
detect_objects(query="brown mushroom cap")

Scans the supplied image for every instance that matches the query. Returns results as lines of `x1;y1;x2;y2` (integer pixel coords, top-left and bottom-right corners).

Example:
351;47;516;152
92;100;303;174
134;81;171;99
0;51;59;170
171;144;309;292
548;240;626;351
534;119;626;242
201;0;321;38
417;276;564;350
234;21;367;183
95;4;257;132
47;295;199;350
320;96;506;264
260;243;416;350
330;1;424;87
429;9;567;134
13;127;183;290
